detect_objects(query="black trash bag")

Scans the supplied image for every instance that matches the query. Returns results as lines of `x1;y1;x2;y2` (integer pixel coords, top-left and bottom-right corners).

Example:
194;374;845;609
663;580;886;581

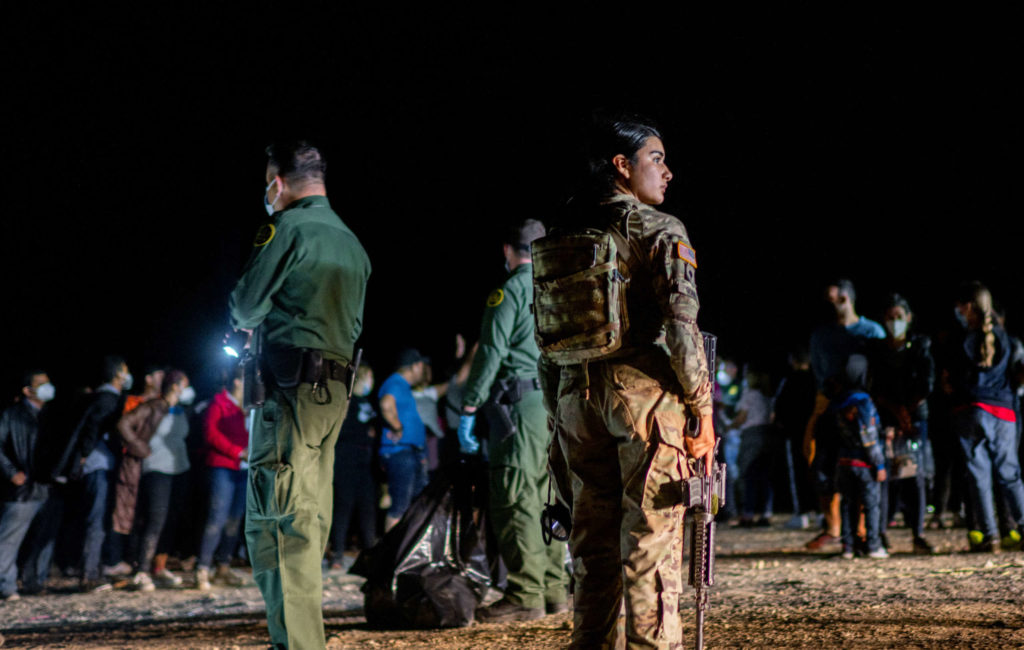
351;466;491;628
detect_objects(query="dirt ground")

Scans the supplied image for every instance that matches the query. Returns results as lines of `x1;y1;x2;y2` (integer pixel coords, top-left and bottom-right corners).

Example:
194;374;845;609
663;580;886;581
2;516;1022;649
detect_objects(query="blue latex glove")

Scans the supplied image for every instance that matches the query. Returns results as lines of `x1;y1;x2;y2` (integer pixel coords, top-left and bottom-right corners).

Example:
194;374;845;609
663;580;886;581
457;414;480;454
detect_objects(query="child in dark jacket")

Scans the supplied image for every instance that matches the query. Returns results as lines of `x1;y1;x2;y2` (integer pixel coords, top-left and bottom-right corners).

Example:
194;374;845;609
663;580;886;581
824;355;889;558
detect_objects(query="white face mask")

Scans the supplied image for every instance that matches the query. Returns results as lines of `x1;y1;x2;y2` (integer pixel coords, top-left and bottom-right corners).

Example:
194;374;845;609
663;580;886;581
34;382;55;402
264;179;279;216
179;386;196;405
122;373;134;391
354;380;373;398
886;319;909;339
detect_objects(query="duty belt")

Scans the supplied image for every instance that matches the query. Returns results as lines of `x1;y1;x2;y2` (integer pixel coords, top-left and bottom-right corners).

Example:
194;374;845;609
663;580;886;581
514;377;541;393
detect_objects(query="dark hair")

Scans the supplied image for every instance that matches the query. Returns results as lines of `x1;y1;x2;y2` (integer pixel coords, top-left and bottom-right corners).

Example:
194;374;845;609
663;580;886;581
503;218;547;253
21;369;47;389
161;369;188;397
829;278;857;305
101;355;127;384
266;140;327;187
884;292;912;315
586;113;663;194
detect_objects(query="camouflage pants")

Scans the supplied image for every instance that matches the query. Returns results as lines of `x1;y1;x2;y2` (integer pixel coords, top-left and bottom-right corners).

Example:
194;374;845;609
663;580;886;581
554;354;691;649
246;378;348;650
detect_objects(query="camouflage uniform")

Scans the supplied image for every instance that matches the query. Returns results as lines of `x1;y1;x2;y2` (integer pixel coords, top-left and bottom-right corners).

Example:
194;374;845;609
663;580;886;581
539;194;712;649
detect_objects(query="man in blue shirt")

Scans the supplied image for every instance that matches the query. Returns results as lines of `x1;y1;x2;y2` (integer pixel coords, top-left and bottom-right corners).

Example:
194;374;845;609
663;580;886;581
378;349;428;530
805;279;885;550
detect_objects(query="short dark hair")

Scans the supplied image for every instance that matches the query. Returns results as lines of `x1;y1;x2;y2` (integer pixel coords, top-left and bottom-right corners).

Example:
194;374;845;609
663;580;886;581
503;218;546;253
161;369;187;397
884;292;912;315
21;369;47;389
587;113;663;193
829;278;857;305
101;355;127;384
266;140;327;187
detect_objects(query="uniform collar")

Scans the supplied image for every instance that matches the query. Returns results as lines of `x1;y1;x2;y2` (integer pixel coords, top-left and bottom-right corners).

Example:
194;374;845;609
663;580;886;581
511;261;532;277
600;193;642;208
281;195;331;212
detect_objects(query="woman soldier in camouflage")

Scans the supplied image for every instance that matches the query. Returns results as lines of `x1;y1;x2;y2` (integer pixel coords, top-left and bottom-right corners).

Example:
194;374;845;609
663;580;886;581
535;115;716;648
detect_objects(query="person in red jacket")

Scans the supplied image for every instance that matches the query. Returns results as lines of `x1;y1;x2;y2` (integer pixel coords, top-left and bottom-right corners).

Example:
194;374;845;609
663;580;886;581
195;372;249;590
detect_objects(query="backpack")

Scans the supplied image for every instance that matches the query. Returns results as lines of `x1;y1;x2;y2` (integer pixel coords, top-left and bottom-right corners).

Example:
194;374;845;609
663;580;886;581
531;224;635;365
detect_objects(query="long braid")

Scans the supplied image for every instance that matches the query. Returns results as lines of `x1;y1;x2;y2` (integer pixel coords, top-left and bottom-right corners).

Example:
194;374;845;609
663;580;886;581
974;285;996;368
979;300;996;368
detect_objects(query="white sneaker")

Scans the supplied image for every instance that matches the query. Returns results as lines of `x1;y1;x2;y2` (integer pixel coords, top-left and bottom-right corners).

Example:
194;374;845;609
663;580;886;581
867;548;889;559
154;568;182;588
195;567;211;591
133;571;156;592
3;592;21;602
102;561;133;577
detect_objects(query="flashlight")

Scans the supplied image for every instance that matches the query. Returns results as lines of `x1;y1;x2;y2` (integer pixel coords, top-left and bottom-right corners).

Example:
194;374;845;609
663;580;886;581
223;330;248;358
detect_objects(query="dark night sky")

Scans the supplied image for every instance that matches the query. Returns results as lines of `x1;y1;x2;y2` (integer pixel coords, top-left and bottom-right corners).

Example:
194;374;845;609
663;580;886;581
1;6;1021;398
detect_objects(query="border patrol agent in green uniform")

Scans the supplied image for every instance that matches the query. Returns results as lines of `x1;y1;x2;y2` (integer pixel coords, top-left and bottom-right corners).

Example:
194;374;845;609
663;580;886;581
458;219;569;623
230;141;371;649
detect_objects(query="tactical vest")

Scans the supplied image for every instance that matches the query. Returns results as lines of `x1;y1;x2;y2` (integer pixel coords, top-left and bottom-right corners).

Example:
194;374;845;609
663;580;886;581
531;223;637;365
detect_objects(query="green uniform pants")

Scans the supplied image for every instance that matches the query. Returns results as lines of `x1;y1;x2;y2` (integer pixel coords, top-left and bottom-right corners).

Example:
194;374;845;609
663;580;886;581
555;356;691;649
487;389;568;610
245;378;348;650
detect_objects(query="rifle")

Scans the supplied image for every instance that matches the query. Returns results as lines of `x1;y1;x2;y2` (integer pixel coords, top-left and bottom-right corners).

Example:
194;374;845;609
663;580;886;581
682;332;726;650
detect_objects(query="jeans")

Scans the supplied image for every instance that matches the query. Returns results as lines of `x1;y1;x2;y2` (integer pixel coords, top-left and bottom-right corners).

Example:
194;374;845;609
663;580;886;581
839;465;882;552
737;425;776;518
198;467;247;568
382;447;427;520
888;421;928;538
128;472;174;572
0;500;43;596
80;469;111;581
20;492;63;591
957;407;1024;540
722;429;741;518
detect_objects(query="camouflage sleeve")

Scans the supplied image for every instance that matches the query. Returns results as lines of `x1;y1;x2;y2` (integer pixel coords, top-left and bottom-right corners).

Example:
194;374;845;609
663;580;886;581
651;218;713;417
537;354;561;419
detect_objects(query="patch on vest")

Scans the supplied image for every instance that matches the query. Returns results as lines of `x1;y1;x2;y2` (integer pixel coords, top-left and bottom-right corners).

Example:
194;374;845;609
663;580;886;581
486;289;504;307
254;224;276;247
676;241;697;268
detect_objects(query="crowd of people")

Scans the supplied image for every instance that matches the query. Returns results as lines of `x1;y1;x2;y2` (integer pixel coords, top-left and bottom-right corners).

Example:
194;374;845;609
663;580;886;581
2;283;1022;598
0;342;486;603
3;129;1023;650
716;278;1024;559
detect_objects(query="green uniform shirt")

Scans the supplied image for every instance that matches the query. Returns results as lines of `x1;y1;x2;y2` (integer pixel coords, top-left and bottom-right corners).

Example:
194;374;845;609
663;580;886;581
462;263;540;408
229;195;371;362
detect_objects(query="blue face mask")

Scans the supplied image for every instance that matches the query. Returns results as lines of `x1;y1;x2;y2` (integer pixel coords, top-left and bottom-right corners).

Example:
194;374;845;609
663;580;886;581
954;307;968;329
264;179;279;217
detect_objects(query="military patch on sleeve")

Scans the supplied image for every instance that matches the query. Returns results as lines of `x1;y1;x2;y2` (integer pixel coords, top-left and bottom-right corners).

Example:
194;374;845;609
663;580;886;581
253;223;276;247
486;289;504;307
676;241;697;268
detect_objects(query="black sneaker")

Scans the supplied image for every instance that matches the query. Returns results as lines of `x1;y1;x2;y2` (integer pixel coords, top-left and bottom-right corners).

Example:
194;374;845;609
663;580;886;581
913;536;936;555
545;601;569;615
475;597;545;623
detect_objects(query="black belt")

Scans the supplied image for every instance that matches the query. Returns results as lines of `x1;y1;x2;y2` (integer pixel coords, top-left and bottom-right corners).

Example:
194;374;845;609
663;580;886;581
266;348;352;390
516;377;541;393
